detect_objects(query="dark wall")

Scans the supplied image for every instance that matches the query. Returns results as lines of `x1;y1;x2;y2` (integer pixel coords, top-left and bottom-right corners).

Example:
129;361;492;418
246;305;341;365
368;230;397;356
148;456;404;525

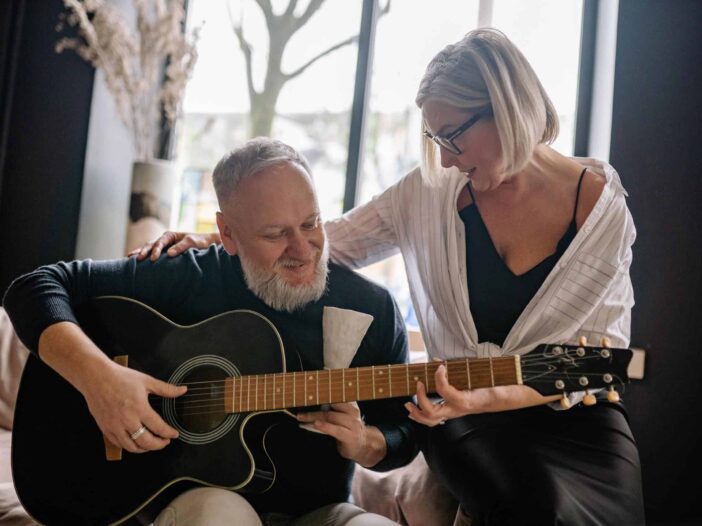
0;0;94;294
611;1;702;524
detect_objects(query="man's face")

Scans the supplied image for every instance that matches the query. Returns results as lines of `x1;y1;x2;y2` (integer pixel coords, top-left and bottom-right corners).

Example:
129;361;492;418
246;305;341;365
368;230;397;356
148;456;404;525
217;162;328;311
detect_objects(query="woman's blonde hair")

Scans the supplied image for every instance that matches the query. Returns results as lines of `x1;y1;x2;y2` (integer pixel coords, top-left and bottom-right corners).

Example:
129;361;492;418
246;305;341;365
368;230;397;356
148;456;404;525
415;28;558;183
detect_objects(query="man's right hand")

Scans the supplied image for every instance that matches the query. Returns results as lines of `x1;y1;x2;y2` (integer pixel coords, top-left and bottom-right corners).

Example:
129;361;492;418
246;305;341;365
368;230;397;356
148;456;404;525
39;322;187;454
128;231;221;261
83;360;187;453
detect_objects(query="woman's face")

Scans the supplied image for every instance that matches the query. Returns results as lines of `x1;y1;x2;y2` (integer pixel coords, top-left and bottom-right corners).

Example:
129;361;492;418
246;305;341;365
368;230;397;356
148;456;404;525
421;99;505;192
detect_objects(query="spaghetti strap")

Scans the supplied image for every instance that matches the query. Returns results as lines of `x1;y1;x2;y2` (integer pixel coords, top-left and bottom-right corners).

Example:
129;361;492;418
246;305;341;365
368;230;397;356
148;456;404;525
467;180;477;203
572;168;588;223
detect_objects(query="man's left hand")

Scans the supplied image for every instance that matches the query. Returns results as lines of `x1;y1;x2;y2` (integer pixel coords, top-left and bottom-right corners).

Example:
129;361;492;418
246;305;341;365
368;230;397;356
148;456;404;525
296;402;386;467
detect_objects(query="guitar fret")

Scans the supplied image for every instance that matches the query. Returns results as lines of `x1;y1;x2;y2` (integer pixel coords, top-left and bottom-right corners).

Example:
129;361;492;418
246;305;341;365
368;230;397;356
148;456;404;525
372;366;376;399
388;365;392;397
328;369;332;405
316;370;319;405
247;376;251;412
293;372;297;407
255;375;259;410
264;374;267;410
466;358;471;389
232;376;238;413
405;363;409;395
424;362;428;390
356;368;360;400
489;356;495;387
272;374;276;409
342;369;346;402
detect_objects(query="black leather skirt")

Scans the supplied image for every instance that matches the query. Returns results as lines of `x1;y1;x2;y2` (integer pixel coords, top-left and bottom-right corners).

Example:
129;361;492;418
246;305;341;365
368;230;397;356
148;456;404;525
421;402;645;526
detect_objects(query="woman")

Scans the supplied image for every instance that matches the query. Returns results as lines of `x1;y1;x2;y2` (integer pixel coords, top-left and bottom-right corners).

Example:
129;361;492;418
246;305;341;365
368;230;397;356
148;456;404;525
136;28;644;525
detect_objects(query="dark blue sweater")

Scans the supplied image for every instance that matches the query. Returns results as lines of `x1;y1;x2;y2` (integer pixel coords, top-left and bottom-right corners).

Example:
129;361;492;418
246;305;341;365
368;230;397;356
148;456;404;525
3;245;417;515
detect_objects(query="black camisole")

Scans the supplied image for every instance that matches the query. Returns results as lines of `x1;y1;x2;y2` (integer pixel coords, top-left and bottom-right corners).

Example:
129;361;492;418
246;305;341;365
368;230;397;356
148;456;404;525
459;168;587;346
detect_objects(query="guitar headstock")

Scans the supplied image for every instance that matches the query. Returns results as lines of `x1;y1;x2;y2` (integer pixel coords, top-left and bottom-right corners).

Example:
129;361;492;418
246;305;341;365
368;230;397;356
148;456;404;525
521;340;633;404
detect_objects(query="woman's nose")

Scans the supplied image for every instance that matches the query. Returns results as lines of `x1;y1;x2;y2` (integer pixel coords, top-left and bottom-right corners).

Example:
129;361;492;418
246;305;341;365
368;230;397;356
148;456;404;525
439;147;458;169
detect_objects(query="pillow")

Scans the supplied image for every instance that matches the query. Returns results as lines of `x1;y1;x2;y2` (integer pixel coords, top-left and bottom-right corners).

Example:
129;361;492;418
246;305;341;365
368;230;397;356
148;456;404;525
352;452;459;526
0;308;29;431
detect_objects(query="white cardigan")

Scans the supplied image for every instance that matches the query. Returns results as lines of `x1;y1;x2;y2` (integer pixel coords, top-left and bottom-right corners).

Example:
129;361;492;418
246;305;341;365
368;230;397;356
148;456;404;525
326;158;636;365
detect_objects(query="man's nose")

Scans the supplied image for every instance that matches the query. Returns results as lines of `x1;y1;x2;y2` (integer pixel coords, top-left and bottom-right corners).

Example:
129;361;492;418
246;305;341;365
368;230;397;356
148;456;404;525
286;230;313;260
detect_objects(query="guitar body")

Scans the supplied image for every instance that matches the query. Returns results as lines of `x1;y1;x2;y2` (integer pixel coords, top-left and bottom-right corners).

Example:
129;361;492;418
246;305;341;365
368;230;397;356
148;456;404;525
12;297;293;525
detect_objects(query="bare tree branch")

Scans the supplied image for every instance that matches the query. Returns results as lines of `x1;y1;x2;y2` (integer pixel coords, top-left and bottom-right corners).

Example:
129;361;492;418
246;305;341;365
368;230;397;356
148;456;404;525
283;0;298;18
380;0;391;16
293;0;324;31
227;1;257;100
253;0;273;19
284;34;358;81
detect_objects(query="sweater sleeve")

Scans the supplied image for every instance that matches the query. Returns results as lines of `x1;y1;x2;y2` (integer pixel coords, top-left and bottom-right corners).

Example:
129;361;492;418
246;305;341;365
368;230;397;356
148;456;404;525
2;253;207;354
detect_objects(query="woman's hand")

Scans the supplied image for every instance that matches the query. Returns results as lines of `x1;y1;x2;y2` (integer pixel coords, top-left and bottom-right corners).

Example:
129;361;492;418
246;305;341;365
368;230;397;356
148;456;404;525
81;360;187;453
128;231;221;261
296;402;387;467
405;364;560;427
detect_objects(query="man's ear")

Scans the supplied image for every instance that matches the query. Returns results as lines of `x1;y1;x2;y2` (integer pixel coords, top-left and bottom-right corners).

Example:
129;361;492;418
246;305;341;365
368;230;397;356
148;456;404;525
216;211;238;255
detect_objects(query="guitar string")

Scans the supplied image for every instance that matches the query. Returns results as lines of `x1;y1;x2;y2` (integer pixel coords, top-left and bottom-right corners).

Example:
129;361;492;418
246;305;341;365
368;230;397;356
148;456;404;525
154;353;611;391
145;356;615;401
146;369;624;416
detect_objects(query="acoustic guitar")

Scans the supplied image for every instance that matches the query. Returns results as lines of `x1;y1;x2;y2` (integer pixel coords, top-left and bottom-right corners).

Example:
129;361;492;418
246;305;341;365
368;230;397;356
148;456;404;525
11;296;633;525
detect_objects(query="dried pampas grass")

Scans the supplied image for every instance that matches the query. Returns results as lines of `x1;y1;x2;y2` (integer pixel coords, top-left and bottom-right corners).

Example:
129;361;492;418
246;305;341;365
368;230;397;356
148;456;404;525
56;0;200;161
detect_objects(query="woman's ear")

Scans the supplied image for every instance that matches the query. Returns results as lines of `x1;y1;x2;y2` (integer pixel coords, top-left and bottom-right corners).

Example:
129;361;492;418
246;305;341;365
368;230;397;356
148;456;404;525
216;211;238;255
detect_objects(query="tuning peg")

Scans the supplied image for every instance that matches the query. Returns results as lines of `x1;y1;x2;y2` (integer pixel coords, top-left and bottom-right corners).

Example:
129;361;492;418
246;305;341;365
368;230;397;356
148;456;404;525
560;393;572;409
600;336;611;348
583;390;597;406
607;386;620;403
578;335;588;347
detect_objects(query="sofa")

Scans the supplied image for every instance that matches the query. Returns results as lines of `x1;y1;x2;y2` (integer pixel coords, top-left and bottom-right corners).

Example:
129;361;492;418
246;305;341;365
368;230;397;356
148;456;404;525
0;307;462;525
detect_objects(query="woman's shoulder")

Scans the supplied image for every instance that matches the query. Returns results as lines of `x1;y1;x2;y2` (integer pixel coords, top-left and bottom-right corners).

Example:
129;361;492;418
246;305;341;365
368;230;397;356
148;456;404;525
577;167;607;229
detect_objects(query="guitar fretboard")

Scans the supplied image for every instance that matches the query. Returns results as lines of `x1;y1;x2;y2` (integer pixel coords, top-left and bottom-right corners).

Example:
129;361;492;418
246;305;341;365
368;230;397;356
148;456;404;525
224;356;522;413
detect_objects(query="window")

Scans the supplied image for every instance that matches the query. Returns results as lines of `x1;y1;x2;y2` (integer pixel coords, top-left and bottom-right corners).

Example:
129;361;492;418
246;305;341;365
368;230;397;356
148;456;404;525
356;0;584;328
175;0;585;328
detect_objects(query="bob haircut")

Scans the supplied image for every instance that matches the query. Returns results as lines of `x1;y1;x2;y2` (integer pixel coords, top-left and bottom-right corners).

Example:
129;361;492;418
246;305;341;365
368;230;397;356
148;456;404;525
415;28;559;183
212;137;313;208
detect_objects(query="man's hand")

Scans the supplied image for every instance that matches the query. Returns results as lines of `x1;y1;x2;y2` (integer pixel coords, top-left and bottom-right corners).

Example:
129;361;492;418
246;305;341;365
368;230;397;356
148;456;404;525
83;361;187;453
38;322;187;454
127;231;221;261
296;402;387;468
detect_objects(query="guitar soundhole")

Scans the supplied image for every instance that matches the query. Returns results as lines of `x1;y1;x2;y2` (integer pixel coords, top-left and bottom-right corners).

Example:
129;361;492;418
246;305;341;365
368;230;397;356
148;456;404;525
174;365;228;434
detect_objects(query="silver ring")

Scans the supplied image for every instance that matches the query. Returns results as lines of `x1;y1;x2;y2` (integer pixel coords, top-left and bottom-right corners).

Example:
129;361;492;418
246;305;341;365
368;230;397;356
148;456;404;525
130;425;147;441
438;419;446;426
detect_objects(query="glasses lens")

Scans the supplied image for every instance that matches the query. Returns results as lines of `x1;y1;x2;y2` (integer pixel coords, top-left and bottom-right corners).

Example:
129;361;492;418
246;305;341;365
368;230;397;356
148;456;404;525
436;137;460;154
424;131;460;154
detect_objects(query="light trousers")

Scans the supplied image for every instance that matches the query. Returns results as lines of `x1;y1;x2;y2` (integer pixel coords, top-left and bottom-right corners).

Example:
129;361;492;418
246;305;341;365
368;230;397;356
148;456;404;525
153;487;400;526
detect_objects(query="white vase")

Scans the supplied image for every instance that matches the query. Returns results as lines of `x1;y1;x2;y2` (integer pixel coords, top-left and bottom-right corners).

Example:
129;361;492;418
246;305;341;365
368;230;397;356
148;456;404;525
124;160;179;254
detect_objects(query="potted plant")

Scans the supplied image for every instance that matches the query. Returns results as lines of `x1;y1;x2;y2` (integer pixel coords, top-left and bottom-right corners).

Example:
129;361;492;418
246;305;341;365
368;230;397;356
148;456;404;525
55;0;200;251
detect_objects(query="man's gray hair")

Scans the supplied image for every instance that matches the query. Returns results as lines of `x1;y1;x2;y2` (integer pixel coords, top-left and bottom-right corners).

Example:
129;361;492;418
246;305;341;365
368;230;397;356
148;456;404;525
212;137;313;205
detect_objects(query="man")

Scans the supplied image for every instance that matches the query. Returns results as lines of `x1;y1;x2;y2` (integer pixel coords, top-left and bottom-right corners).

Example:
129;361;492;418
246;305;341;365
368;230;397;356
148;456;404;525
3;138;414;525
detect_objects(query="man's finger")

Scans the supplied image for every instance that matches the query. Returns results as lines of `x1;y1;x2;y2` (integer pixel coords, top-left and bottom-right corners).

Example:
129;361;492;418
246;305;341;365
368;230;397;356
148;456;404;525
143;407;179;440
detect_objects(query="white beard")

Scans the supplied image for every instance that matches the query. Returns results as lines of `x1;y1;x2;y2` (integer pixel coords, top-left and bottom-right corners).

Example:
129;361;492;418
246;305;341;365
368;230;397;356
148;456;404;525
239;243;329;313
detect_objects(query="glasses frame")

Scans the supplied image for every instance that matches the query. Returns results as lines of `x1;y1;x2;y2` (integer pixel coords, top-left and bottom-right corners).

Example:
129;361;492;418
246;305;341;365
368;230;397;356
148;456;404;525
423;108;491;155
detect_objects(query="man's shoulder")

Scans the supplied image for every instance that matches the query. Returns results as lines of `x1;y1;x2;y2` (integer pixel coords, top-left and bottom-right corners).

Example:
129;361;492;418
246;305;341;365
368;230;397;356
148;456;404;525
326;262;395;303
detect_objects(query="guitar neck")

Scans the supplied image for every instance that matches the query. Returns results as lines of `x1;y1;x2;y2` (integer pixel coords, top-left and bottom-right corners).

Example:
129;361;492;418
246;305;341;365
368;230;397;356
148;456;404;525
224;356;522;413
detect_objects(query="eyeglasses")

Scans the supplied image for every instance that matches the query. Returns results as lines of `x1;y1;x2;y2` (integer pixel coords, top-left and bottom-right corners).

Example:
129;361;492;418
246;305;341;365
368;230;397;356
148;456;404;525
423;109;491;155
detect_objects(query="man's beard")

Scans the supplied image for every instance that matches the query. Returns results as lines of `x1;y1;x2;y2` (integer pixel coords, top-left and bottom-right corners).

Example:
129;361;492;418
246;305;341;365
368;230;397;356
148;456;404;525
239;244;329;313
